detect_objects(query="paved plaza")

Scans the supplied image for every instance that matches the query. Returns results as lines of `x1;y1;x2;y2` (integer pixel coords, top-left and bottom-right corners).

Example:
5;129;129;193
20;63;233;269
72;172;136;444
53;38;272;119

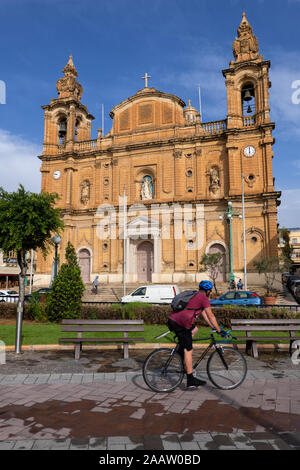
0;348;300;451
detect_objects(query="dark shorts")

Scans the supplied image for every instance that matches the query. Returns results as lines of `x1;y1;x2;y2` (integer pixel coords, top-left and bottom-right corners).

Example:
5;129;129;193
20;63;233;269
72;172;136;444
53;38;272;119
168;319;195;352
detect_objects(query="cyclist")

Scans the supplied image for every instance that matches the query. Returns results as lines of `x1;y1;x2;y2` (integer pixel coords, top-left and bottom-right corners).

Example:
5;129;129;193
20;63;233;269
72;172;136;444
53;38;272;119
168;280;227;389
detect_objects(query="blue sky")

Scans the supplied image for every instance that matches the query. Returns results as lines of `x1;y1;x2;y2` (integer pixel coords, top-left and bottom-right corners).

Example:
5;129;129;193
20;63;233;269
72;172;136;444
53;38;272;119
0;0;299;227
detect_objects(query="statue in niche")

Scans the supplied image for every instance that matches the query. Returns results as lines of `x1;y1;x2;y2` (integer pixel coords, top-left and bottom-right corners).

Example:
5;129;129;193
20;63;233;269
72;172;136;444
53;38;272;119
140;175;153;200
80;180;90;205
209;167;220;195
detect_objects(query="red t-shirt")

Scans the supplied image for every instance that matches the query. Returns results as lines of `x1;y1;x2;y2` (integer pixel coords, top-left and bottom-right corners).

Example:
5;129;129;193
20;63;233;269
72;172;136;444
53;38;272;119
169;292;210;330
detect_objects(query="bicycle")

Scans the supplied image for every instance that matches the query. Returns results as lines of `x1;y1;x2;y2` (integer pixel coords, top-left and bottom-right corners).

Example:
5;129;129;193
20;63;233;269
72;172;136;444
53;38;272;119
143;328;247;393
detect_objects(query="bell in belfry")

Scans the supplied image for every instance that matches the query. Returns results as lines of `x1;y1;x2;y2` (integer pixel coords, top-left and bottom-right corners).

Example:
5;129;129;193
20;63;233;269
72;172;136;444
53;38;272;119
59;120;67;138
243;89;252;101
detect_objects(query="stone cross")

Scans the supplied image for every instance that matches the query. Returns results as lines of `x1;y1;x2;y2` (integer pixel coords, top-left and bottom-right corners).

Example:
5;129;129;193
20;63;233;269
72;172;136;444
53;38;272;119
142;73;151;88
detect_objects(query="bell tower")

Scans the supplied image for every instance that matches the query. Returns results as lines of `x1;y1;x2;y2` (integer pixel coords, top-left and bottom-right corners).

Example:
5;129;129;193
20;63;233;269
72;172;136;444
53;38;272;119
223;12;271;129
41;56;94;155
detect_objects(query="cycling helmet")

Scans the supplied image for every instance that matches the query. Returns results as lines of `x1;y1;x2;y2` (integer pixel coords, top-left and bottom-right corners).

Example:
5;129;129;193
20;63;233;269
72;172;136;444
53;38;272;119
199;280;213;291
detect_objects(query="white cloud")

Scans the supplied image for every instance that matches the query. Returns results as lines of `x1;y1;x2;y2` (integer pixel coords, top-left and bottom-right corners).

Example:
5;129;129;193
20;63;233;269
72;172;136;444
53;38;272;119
268;50;300;140
0;129;42;193
278;189;300;228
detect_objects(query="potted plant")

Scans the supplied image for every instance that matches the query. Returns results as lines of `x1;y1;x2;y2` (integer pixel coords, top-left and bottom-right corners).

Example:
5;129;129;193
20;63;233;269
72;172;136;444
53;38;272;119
253;256;291;305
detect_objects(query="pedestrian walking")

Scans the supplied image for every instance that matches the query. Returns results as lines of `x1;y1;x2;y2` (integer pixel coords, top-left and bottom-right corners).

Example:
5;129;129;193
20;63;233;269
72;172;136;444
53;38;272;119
92;275;99;294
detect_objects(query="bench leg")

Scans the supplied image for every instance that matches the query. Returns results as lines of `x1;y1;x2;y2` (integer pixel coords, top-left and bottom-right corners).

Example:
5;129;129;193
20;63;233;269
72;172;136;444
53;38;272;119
75;343;81;361
246;340;253;356
123;332;129;359
123;343;129;359
251;341;258;359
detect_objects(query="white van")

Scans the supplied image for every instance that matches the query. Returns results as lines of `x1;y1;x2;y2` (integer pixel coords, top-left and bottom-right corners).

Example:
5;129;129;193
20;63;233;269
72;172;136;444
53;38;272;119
121;285;180;304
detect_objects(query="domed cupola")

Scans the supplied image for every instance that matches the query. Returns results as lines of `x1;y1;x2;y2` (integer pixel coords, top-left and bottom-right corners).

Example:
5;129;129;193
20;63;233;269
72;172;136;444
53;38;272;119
183;100;200;124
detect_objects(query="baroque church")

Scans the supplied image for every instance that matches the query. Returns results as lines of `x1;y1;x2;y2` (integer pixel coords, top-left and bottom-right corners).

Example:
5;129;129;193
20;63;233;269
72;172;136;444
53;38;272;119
36;13;281;285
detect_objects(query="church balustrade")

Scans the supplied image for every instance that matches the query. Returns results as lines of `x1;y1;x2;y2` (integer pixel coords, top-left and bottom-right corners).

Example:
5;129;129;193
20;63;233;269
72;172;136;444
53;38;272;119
201;119;227;134
243;115;256;127
74;139;98;151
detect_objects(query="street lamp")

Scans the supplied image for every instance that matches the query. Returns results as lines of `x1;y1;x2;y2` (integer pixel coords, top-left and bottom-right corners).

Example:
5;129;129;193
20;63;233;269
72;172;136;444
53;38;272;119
52;235;61;279
219;202;242;283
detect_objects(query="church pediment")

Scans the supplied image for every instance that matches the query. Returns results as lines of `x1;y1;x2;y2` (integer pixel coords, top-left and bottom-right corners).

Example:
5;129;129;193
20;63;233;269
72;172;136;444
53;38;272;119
120;215;160;238
110;87;186;135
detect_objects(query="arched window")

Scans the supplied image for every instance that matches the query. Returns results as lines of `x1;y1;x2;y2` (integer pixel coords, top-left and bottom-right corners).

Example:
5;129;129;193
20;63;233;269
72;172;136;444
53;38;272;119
241;83;255;116
75;119;80;142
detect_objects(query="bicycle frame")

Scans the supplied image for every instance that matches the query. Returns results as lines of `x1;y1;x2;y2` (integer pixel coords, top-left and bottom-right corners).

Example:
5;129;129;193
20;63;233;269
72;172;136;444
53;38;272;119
173;331;233;371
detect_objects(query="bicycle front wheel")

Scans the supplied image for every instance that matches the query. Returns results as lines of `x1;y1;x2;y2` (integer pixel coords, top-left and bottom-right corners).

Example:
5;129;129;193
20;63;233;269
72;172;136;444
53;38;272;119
207;346;247;390
143;348;184;393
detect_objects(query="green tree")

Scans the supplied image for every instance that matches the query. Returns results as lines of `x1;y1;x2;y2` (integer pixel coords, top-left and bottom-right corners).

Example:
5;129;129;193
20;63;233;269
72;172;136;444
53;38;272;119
252;256;287;295
279;227;292;261
0;185;63;308
200;252;223;295
46;242;85;322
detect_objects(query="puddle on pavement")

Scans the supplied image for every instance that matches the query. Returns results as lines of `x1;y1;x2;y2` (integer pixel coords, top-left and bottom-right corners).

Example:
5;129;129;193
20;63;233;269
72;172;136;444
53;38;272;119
1;349;149;374
0;398;299;439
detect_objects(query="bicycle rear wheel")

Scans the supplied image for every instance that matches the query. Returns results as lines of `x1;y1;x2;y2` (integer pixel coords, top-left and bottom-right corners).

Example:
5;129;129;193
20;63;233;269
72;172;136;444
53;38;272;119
143;348;184;393
206;346;247;390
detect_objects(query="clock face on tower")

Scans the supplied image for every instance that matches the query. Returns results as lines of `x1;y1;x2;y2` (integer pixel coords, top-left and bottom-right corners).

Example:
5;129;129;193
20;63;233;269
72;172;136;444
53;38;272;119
53;170;61;180
244;145;255;157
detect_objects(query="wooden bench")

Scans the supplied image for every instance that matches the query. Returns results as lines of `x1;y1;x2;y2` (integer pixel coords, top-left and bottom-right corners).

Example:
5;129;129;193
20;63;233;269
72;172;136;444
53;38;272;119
59;319;144;360
231;319;300;358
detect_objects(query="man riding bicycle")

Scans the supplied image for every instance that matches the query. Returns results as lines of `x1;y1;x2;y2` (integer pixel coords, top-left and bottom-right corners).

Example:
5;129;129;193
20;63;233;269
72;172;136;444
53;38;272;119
168;280;227;389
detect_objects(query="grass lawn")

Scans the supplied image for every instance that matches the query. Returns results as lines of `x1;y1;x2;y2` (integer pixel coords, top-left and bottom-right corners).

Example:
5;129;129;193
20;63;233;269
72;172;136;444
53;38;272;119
0;321;298;346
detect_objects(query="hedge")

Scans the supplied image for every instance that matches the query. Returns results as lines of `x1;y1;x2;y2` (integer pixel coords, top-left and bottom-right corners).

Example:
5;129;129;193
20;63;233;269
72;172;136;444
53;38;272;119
0;301;299;327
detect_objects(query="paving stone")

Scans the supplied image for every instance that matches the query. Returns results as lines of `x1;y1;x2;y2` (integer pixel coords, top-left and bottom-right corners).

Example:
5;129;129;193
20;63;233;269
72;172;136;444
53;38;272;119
108;436;133;445
32;440;56;450
143;435;164;450
179;441;200;450
50;439;71;450
0;441;15;450
89;437;107;450
70;437;90;449
162;435;181;450
252;441;276;450
279;432;300;447
108;444;126;450
12;440;34;450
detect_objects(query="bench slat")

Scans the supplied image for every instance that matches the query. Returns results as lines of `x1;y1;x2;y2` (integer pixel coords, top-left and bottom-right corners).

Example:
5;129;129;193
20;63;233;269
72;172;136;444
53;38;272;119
62;319;144;325
234;336;300;340
59;337;145;343
231;319;300;325
231;326;300;331
61;326;144;332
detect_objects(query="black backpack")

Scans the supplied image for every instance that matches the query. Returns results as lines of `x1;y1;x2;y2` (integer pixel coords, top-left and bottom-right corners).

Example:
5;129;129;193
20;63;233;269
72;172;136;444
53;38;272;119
171;290;198;312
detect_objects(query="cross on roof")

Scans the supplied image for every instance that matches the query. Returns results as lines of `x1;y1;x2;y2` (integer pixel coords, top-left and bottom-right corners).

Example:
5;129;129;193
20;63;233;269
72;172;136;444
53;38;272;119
142;73;151;88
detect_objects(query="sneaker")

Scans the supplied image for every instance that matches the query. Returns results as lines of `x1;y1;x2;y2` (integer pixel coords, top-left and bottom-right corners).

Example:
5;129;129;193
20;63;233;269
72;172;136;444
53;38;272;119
186;375;206;389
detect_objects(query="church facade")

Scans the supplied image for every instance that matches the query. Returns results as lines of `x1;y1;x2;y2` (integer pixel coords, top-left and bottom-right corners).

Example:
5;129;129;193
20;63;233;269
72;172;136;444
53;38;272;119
36;13;281;285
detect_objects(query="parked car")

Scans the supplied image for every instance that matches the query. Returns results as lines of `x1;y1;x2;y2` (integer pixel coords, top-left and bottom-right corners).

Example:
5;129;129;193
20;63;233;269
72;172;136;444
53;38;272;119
24;287;51;302
282;272;292;284
121;284;180;304
0;289;19;303
210;291;262;307
295;286;300;304
291;279;300;295
287;275;300;292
